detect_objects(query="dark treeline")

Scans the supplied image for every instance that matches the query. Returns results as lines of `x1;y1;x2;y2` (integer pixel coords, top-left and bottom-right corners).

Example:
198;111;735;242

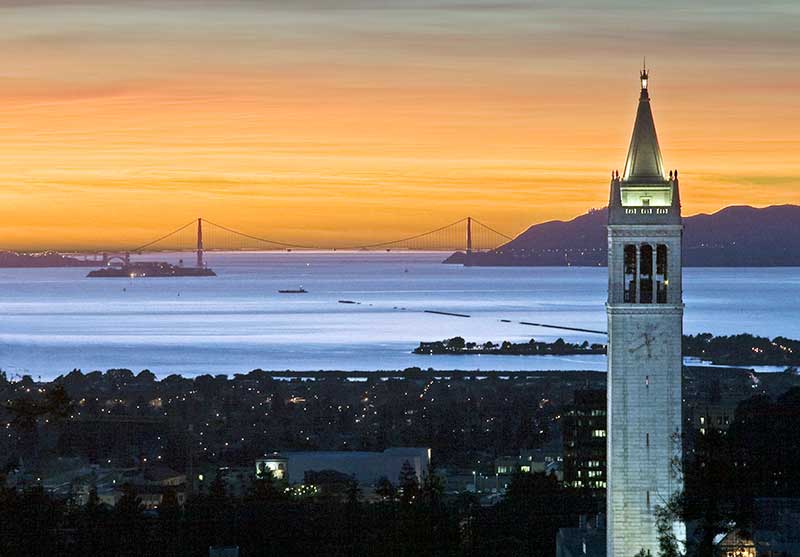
681;386;800;555
414;337;605;356
417;333;800;367
0;470;595;557
683;333;800;367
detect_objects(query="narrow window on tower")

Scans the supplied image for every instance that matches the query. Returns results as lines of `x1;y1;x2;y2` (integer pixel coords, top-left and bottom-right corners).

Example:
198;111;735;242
639;244;654;303
646;432;650;448
645;375;650;388
656;244;668;303
624;245;637;302
646;490;651;509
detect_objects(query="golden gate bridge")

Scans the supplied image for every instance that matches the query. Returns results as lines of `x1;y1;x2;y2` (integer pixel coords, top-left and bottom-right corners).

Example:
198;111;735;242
99;216;517;267
85;218;611;335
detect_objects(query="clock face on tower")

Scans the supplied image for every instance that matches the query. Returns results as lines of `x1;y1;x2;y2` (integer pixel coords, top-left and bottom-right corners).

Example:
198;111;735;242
628;324;660;358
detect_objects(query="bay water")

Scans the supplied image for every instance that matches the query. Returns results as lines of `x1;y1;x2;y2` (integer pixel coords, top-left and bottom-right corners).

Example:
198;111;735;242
0;252;797;379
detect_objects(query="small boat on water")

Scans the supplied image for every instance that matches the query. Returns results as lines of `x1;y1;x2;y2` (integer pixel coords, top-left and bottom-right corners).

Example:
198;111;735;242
278;287;308;294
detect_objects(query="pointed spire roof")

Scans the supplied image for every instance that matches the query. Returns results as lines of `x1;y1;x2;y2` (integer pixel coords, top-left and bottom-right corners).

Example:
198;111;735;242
622;64;664;181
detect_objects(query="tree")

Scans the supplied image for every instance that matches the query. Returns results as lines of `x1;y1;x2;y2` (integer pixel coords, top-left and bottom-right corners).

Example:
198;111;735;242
374;476;396;500
106;368;135;391
480;471;590;557
250;469;283;502
4;384;72;430
158;486;182;557
136;369;156;384
113;483;145;557
420;465;444;507
75;486;109;557
2;485;64;556
86;486;101;513
454;491;479;516
346;477;361;508
448;337;466;351
343;477;363;553
398;460;419;504
160;486;181;520
655;494;685;557
116;482;142;517
209;469;228;500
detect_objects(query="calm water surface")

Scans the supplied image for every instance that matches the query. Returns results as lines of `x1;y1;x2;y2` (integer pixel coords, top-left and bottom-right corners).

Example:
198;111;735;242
0;252;797;379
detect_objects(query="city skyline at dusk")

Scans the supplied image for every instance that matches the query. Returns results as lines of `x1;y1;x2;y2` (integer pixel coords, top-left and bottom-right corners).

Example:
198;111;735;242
1;0;799;249
3;4;800;555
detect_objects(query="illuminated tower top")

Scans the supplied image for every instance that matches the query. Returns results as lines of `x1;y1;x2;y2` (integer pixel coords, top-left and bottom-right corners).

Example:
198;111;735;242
609;66;681;226
623;64;663;181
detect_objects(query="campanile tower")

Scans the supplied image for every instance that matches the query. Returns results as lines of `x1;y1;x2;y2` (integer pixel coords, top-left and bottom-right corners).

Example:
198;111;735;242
606;66;684;556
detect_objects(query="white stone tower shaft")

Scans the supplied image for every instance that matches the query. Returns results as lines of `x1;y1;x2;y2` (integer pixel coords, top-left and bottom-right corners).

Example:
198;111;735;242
606;66;684;557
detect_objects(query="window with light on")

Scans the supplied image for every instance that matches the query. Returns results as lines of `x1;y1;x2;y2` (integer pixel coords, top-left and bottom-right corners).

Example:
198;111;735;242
620;186;672;207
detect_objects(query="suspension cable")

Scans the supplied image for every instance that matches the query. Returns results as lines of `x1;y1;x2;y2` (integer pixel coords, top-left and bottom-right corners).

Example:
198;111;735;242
129;220;197;252
471;218;516;241
123;216;515;253
202;219;320;249
345;218;469;250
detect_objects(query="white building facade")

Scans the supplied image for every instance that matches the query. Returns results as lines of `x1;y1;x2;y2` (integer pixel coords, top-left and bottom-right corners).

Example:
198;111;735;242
606;67;684;557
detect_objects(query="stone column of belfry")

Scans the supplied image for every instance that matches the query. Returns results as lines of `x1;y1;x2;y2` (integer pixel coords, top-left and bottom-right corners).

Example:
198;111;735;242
606;66;685;556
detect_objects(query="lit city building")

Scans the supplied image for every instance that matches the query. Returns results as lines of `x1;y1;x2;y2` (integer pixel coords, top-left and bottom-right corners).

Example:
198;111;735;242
562;389;606;490
255;453;288;480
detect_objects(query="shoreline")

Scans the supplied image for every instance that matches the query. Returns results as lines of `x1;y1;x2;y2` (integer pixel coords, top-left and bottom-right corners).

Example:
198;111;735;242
9;364;792;387
413;334;800;369
6;357;794;383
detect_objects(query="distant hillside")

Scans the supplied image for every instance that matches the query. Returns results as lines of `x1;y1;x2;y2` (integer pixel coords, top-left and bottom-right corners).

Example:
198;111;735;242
446;205;800;267
0;251;96;268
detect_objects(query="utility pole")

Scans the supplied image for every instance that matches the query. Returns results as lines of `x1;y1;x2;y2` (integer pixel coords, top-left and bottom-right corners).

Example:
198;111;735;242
196;217;204;268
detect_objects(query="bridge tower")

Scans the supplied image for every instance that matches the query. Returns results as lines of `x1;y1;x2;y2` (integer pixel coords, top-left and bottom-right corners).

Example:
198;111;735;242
196;217;204;268
606;66;684;556
465;216;473;266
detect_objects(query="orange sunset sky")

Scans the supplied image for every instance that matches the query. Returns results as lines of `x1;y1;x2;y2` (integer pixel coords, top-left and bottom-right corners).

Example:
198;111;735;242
0;0;798;250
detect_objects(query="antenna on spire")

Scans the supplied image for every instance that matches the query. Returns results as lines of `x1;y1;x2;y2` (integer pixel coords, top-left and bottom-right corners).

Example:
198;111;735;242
640;58;649;96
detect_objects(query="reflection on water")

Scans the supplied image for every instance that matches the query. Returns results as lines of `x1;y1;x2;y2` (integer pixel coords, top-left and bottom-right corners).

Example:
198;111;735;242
0;252;798;379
